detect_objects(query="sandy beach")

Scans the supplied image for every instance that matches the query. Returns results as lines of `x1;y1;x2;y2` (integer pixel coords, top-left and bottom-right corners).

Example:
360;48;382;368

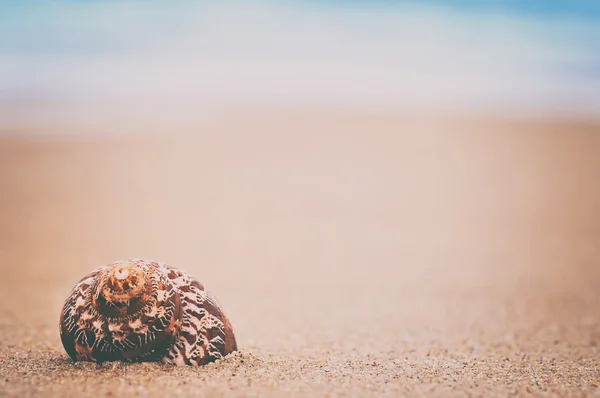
1;110;599;397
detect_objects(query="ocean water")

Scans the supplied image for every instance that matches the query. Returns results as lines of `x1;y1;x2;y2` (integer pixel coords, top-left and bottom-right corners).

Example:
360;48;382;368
1;0;599;128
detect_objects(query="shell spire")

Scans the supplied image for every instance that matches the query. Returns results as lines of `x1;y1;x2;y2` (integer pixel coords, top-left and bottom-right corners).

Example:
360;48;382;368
59;259;237;366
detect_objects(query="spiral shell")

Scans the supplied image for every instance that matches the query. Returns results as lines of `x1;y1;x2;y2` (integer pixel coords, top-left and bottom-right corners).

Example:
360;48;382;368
59;259;237;366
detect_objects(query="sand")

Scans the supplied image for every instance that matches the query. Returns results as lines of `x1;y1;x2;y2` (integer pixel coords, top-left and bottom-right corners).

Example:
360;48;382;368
1;111;600;397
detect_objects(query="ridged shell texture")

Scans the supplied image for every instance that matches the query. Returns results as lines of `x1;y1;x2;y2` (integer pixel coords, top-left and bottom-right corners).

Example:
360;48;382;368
59;259;237;366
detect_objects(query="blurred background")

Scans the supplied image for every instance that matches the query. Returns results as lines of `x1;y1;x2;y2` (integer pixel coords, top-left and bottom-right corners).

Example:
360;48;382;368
1;0;600;132
1;0;600;385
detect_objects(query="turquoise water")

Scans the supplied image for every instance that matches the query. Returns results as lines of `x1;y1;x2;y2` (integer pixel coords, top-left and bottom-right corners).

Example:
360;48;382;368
1;1;599;117
306;0;600;17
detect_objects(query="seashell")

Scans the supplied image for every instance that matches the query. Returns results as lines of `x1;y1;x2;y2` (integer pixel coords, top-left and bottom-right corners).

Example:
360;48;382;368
59;259;237;366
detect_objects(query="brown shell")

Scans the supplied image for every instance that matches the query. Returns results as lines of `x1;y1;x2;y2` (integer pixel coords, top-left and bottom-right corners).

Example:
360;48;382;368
59;259;237;366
